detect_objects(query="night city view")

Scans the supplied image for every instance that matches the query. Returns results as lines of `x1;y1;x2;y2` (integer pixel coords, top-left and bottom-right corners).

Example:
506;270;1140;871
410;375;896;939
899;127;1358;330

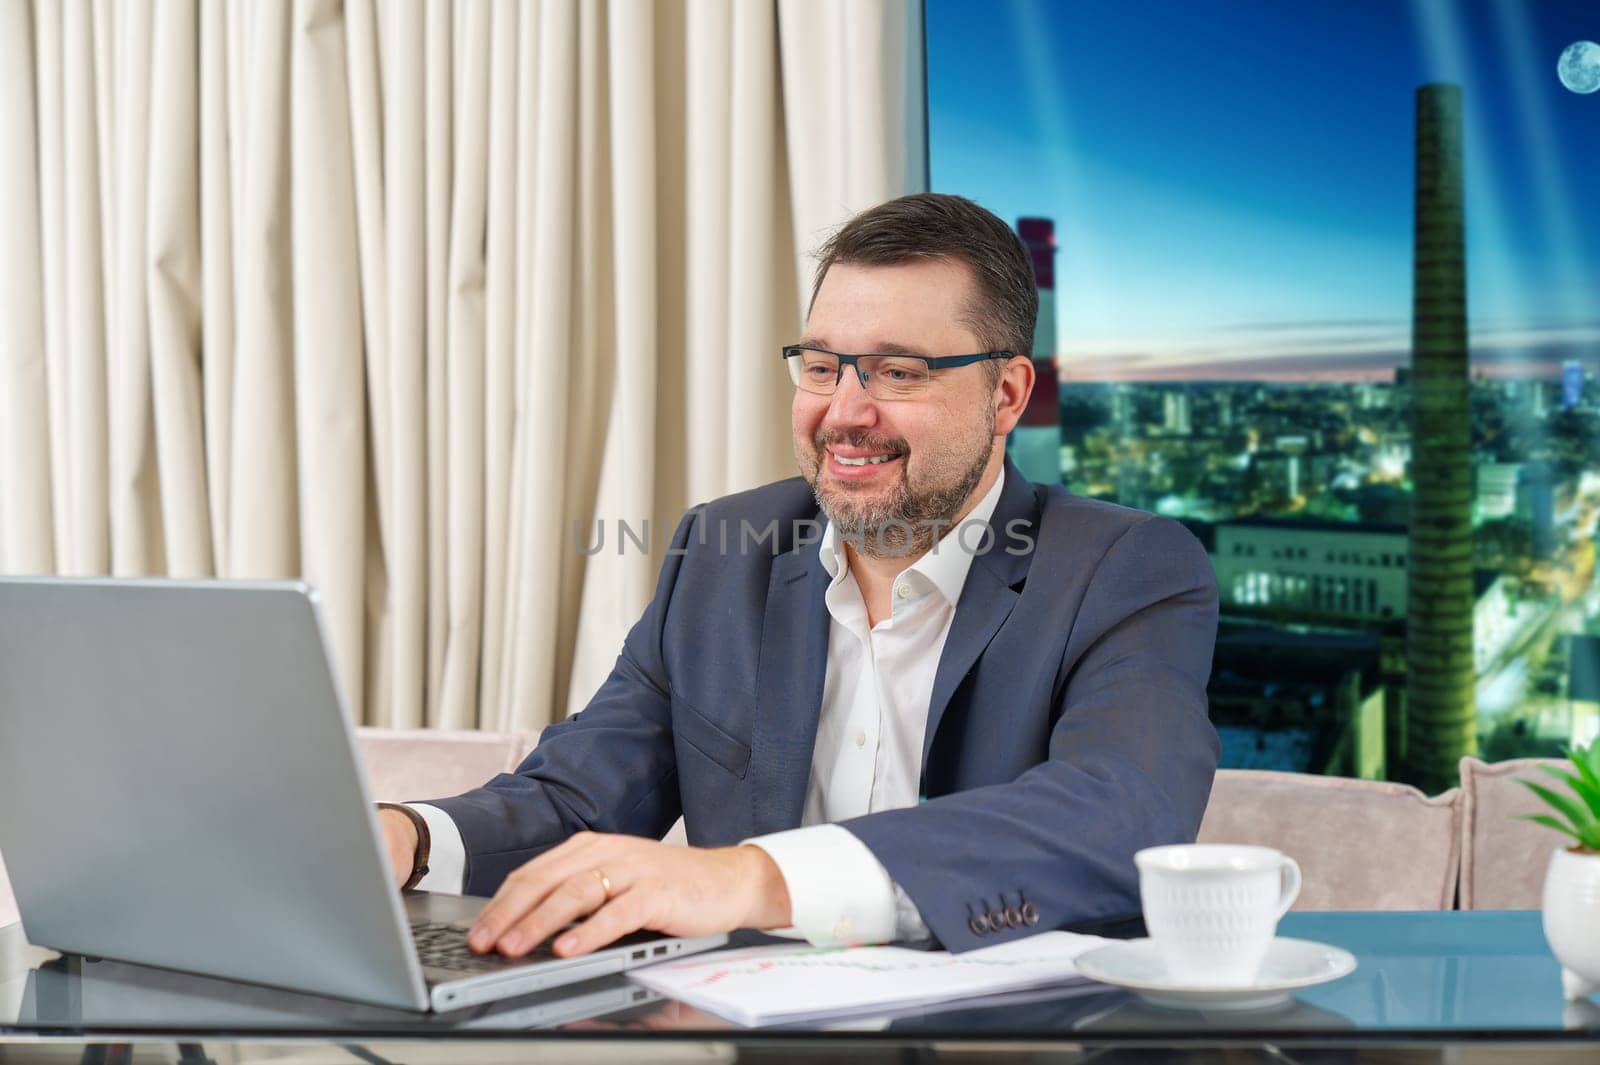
929;0;1600;790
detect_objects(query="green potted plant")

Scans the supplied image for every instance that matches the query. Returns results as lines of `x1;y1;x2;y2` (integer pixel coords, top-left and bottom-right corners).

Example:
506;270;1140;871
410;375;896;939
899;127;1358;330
1520;743;1600;1001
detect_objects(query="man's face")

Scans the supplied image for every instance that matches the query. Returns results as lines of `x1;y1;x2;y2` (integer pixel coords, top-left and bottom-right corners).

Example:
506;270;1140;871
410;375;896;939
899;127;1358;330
792;259;1000;556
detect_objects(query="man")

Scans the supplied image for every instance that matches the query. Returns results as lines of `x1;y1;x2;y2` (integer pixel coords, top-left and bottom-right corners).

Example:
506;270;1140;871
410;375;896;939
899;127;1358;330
378;193;1219;961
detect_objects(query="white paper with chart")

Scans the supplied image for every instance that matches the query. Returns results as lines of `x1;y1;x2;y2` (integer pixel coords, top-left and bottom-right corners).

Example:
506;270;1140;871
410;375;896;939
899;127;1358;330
627;930;1109;1026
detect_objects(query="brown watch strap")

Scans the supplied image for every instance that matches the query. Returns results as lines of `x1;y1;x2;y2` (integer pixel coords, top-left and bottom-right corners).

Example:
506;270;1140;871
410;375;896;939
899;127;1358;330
377;802;431;891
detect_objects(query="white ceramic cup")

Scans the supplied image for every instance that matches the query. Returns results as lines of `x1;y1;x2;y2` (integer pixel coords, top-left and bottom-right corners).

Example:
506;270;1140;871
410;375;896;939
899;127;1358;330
1134;843;1302;987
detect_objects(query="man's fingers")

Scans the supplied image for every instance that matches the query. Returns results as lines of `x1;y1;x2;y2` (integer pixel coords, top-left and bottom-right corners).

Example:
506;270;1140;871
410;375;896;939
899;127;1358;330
469;834;616;951
496;871;613;957
469;872;566;952
553;887;655;958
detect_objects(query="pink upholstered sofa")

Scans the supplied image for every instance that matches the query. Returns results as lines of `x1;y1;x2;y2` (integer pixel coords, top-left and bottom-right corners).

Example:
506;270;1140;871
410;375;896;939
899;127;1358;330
1457;756;1564;910
1198;769;1463;910
355;726;537;803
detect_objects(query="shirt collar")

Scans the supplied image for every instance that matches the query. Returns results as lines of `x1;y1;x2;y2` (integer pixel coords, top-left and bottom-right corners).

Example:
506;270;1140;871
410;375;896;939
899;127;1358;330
818;467;1008;608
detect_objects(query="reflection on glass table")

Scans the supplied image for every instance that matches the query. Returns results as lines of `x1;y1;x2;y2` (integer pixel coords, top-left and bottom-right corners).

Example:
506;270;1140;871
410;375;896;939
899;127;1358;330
1;928;662;1035
2;911;1598;1038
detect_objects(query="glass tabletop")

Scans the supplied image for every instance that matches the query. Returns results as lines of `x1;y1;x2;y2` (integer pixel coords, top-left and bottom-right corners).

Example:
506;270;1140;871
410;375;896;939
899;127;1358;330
2;911;1597;1040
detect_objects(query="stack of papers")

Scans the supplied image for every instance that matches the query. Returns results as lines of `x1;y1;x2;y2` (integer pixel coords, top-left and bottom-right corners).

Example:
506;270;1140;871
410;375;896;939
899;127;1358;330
628;931;1108;1026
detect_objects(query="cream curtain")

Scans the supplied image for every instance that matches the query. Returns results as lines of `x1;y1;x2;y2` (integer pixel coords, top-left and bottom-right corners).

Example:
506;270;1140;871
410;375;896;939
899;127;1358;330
0;0;925;732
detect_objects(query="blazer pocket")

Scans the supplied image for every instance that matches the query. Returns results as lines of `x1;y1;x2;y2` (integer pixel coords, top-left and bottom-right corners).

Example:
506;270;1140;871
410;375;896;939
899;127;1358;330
671;692;751;780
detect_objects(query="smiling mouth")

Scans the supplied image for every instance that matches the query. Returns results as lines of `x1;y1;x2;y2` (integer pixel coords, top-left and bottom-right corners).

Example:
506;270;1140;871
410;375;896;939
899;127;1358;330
816;434;908;479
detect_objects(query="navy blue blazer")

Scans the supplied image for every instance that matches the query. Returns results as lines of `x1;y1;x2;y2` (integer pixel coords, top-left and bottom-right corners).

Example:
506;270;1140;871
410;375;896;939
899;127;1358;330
428;459;1220;952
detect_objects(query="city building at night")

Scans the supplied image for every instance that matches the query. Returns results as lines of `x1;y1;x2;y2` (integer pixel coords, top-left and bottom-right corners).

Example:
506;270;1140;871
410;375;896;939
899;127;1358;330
1562;360;1585;411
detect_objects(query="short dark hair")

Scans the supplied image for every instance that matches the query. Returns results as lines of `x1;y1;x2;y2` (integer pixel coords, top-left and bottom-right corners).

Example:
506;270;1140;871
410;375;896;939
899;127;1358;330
809;193;1038;386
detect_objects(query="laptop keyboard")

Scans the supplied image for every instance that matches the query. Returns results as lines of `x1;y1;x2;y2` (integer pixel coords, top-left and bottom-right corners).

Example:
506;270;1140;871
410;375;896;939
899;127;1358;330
409;919;555;974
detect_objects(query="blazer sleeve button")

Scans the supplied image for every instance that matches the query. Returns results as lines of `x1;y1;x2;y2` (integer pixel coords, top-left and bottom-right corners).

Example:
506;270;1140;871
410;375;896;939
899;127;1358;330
988;909;1007;931
1020;901;1040;925
968;914;990;935
1004;906;1022;928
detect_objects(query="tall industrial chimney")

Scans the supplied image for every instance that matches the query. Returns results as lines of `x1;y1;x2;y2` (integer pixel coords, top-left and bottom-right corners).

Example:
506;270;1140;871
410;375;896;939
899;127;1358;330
1405;84;1476;792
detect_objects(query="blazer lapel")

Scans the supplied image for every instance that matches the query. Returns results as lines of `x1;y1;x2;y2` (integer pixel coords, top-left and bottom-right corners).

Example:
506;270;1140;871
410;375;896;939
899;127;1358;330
921;461;1039;772
750;542;830;836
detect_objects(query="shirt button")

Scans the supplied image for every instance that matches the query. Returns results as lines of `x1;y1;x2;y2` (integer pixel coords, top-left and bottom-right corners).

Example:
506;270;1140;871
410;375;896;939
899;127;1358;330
895;583;910;599
855;731;867;748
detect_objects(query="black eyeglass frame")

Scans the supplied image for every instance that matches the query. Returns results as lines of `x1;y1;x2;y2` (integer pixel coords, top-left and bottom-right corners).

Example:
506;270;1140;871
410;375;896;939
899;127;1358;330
780;345;1017;395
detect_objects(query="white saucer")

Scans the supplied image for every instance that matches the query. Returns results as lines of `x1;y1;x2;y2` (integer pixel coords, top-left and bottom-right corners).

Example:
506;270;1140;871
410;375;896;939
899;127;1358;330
1074;937;1357;1011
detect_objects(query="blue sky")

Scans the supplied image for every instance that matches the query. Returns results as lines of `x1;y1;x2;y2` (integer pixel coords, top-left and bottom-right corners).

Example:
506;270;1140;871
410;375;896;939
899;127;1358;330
928;0;1600;380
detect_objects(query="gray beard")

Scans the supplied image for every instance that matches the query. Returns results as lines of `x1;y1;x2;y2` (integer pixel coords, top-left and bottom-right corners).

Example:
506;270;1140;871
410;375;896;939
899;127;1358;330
809;414;994;560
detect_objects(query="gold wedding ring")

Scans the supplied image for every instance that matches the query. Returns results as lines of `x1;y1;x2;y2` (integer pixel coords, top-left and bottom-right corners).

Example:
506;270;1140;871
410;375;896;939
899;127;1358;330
591;868;612;899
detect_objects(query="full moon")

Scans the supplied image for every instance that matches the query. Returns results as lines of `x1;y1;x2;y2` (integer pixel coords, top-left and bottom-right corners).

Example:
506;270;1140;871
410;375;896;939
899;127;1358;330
1558;40;1600;94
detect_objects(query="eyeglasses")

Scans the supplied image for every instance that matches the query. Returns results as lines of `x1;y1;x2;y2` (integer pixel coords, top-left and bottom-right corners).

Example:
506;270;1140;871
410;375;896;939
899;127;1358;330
781;345;1014;401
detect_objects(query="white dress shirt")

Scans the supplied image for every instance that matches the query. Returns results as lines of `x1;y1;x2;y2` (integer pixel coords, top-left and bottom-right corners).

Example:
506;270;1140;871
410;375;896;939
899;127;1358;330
413;470;1008;950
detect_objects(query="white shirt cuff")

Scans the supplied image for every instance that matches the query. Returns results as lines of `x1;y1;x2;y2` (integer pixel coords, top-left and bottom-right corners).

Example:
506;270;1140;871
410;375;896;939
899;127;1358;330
408;803;467;894
744;824;927;947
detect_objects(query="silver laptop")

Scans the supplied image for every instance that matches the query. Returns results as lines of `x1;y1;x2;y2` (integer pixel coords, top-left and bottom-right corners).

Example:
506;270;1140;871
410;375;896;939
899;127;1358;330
0;577;724;1012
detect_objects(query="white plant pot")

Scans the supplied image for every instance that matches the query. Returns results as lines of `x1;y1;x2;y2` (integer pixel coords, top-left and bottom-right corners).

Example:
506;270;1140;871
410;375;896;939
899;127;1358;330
1542;845;1600;1001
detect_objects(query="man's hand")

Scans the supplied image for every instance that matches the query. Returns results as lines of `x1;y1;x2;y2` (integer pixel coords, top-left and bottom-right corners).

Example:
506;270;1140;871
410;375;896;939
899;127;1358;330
466;833;792;959
378;807;420;888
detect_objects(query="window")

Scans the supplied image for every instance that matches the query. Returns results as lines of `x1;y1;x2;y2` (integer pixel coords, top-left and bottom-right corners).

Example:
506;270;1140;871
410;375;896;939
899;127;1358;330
929;0;1600;779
